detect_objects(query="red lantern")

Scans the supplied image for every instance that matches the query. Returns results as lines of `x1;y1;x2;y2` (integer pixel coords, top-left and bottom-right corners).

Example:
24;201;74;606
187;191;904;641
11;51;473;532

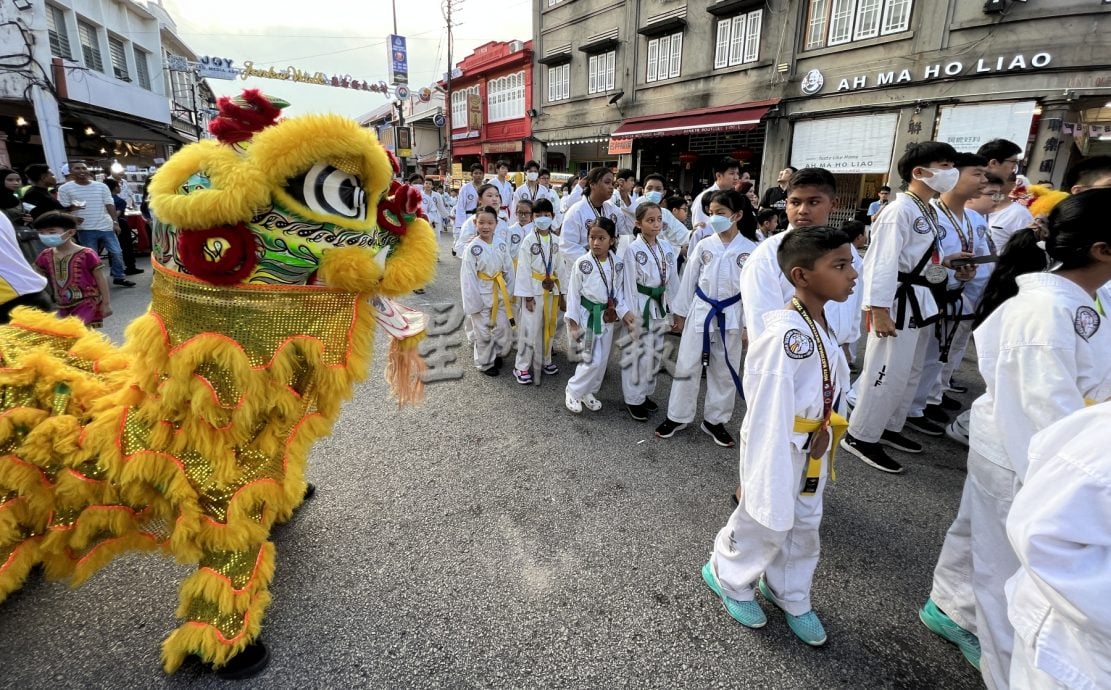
730;147;755;162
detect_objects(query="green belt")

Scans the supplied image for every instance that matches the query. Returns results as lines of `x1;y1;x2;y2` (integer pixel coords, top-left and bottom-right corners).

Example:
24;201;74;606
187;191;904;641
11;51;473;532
636;283;667;329
580;295;606;335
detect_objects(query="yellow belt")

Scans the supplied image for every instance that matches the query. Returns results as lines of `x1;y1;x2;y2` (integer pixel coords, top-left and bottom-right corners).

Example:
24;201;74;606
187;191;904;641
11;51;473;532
477;271;515;328
793;411;848;494
532;270;561;353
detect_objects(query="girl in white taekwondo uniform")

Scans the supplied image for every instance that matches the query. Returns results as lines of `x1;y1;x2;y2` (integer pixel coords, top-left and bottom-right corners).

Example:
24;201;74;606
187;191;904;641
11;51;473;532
638;173;690;250
703;226;856;647
455;184;508;255
740;169;838;343
560;167;625;279
620;201;679;422
1006;402;1111;690
454;165;485;250
513;198;563;385
564;216;635;413
611;168;639;230
460;206;516;377
840;142;962;475
922;189;1111;690
655;190;757;448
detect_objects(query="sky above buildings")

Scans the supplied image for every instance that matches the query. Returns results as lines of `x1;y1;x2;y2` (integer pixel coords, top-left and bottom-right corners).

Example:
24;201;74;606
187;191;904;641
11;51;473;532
161;0;532;118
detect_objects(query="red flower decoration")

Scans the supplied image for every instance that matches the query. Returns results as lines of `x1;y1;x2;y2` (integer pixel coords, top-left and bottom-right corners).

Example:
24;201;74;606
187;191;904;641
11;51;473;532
177;223;259;285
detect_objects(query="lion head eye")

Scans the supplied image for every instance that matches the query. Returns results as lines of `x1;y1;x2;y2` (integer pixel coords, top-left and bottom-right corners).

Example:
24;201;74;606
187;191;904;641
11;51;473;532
285;163;366;221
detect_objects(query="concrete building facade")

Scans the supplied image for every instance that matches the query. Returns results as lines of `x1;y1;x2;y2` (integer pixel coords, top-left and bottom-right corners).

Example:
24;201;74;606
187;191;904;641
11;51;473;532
533;0;1111;222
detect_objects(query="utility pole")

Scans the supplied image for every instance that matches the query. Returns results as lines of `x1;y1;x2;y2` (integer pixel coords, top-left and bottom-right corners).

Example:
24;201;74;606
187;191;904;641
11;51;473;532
391;0;408;177
443;0;461;187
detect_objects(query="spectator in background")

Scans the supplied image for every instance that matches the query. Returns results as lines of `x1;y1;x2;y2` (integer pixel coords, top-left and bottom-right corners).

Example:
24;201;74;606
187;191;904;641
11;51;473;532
20;164;64;220
759;165;797;229
868;186;891;223
105;178;142;276
1062;155;1111;194
58;161;133;288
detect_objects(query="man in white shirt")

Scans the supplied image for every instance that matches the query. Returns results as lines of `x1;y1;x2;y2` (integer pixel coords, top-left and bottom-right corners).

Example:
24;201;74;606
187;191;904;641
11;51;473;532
57;161;133;287
691;157;740;230
976;139;1032;251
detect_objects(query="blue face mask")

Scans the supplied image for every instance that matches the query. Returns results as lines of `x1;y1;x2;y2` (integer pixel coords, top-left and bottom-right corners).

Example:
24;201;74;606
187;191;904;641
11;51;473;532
38;233;67;247
644;190;663;204
534;216;553;230
708;214;733;233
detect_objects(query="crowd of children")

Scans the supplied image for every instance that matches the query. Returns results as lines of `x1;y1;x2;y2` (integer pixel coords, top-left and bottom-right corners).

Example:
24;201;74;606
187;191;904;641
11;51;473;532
448;149;1111;688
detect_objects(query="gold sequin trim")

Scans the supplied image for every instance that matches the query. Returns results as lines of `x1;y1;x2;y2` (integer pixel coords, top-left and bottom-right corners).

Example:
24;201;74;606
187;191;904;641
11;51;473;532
199;544;262;590
184;599;246;638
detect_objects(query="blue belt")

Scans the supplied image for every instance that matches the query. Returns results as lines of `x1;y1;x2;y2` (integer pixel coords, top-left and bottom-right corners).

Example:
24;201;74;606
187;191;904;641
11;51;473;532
695;285;744;397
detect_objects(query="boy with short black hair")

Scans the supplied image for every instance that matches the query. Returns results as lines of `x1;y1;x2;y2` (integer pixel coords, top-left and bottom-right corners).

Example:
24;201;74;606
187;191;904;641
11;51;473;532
703;225;856;647
492;160;514;221
840;141;960;474
453;165;486;254
826;219;866;363
692;157;740;229
756;208;778;239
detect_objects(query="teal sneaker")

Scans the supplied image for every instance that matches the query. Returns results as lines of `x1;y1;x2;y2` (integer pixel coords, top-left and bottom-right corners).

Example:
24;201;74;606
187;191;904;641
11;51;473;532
758;578;827;646
919;598;981;669
701;562;767;629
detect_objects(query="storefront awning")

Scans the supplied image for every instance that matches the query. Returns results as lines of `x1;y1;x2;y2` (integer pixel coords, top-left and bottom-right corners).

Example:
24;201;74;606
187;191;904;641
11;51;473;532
611;98;779;139
81;113;189;146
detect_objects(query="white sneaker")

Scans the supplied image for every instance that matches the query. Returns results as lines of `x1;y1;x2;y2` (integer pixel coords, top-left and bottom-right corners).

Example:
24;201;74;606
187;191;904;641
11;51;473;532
945;420;969;447
582;393;602;411
565;391;583;414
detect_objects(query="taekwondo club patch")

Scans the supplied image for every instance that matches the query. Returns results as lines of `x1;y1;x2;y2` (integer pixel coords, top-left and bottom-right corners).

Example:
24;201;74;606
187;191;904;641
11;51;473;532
783;329;816;359
701;250;713;265
913;216;932;234
666;252;675;264
736;253;751;268
936;225;948;240
976;224;988;240
530;243;541;255
580;261;593;275
615;261;624;275
511;234;522;245
1074;305;1100;341
470;245;483;257
635;251;649;265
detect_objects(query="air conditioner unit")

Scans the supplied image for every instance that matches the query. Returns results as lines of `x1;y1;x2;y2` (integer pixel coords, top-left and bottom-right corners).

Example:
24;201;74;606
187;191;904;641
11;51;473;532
509;40;524;53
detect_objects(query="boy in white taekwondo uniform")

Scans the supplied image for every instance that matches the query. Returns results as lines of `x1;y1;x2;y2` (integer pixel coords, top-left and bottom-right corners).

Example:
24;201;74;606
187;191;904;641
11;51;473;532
824;220;867;363
564;217;635;413
741;168;839;342
691;157;740;230
491;160;515;221
611;168;639;229
512;161;561;226
1007;402;1111;690
503;200;533;348
560;168;624;279
621;202;679;421
922;189;1111;690
460;207;515;377
654;190;757;448
840;142;961;475
454;165;485;251
903;154;988;436
513;199;563;385
703;225;856;646
638;173;691;250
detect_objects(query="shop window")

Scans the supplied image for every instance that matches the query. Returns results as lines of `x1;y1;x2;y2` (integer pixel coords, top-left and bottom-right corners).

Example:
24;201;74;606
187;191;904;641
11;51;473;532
588;50;615;95
805;0;912;50
548;64;570;102
714;10;761;69
108;35;129;81
133;47;152;90
77;19;103;73
488;71;525;123
646;32;682;83
46;5;72;60
451;85;480;128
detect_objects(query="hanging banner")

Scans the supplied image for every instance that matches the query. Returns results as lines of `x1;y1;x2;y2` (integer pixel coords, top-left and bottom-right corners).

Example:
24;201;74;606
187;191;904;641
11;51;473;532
791;113;898;173
388;35;409;85
467;94;482;131
197;56;238;81
936;101;1037;154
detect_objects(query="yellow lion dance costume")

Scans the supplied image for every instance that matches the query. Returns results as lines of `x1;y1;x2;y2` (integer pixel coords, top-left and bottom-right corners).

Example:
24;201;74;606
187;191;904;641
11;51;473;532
0;90;436;675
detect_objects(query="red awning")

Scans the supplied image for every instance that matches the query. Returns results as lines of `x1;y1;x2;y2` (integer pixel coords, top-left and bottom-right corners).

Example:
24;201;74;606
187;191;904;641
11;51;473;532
611;98;779;139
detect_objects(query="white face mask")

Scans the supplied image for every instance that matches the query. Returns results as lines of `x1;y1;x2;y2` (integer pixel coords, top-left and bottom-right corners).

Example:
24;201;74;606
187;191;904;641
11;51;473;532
916;167;960;194
534;216;553;230
644;190;663;204
526;171;539;182
708;214;733;233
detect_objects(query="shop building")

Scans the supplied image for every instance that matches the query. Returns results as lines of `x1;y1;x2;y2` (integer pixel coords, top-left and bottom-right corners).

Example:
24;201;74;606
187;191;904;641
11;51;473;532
0;0;212;182
533;1;1111;209
359;92;449;179
444;39;535;174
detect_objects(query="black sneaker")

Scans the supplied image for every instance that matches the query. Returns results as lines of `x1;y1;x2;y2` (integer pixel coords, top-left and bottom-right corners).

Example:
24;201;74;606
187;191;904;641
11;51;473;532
881;429;924;453
643;398;658;413
113;278;136;287
940;394;963;411
701;421;735;448
923;404;950;425
124;267;144;275
655;418;688;438
481;365;500;377
494;356;504;368
840;434;905;474
947;379;968;394
906;415;944;437
627;403;649;422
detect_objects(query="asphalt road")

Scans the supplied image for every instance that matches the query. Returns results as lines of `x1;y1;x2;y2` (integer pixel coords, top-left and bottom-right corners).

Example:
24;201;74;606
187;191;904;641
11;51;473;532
1;234;983;689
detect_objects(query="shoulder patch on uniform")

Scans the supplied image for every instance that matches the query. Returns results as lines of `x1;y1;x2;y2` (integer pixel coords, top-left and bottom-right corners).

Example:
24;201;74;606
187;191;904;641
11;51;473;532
511;233;522;244
1074;305;1100;341
976;224;988;239
736;252;751;268
470;245;483;257
783;329;816;359
530;243;541;255
615;261;624;274
912;216;931;234
579;260;593;275
936;225;948;240
635;250;648;265
666;252;675;264
701;250;713;265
